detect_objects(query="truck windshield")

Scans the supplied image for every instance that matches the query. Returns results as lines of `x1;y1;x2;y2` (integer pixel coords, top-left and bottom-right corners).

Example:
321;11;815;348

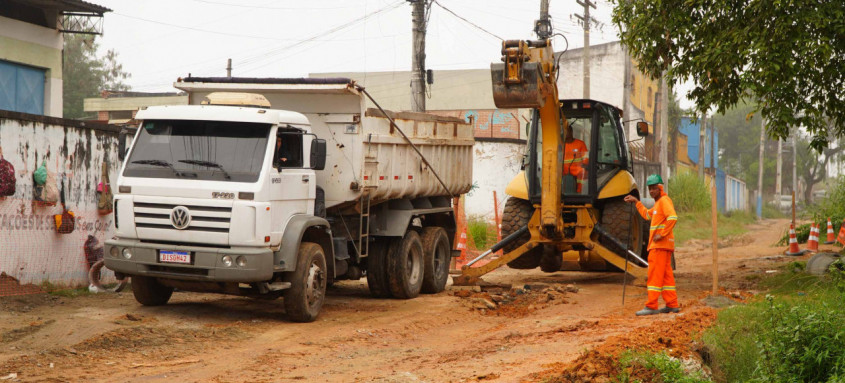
123;119;271;182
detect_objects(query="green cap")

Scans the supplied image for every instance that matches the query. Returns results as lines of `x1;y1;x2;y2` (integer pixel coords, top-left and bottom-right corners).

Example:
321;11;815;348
646;174;663;186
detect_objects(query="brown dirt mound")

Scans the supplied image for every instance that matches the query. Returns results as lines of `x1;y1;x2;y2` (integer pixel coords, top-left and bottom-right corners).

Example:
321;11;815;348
528;307;718;382
452;283;574;317
0;273;44;297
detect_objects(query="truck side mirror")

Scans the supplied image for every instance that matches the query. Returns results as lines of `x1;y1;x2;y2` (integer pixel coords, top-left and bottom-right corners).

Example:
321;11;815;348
310;139;326;170
118;129;128;161
636;121;650;137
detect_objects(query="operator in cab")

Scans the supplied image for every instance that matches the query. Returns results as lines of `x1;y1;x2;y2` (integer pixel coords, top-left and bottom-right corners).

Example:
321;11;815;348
563;121;589;193
624;174;680;316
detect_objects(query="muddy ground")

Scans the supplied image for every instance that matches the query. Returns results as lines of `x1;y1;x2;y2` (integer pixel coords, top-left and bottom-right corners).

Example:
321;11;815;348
0;218;831;382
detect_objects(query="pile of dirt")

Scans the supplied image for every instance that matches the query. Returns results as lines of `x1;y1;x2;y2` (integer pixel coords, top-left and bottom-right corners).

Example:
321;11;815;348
75;325;244;353
528;307;718;382
452;283;578;317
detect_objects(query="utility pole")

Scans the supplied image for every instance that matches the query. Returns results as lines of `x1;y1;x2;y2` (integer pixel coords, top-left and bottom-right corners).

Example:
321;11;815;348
757;117;766;220
575;0;596;99
226;58;232;78
776;137;783;202
698;113;707;180
410;0;428;112
659;72;669;183
792;127;797;202
535;0;552;39
710;118;716;209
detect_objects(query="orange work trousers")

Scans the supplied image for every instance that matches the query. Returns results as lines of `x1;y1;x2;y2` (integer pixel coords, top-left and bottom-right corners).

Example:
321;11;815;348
645;249;678;310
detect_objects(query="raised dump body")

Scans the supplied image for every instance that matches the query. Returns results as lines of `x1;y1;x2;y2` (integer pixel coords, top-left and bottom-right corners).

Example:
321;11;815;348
174;77;474;208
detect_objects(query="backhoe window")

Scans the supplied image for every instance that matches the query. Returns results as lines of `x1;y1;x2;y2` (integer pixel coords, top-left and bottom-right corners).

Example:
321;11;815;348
563;115;591;195
596;107;622;168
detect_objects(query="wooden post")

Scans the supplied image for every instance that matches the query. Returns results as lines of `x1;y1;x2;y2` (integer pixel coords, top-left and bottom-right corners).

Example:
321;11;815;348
711;183;719;295
493;191;502;255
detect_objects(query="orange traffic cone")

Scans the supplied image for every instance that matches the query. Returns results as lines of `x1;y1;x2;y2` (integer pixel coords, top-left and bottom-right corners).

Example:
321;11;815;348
455;227;468;268
785;224;806;256
807;223;819;252
838;220;845;246
825;218;836;244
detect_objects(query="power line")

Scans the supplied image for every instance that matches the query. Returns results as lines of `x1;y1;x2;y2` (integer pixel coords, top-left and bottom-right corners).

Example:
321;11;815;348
188;0;358;10
112;12;313;42
432;0;503;41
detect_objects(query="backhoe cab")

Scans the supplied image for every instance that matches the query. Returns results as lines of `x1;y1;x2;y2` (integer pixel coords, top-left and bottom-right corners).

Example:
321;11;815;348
454;38;650;285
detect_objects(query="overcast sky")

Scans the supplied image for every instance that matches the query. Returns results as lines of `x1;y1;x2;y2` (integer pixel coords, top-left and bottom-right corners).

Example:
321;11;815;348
95;0;693;108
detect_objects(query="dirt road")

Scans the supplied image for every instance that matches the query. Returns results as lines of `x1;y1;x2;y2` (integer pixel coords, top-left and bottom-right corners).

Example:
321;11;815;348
0;218;826;382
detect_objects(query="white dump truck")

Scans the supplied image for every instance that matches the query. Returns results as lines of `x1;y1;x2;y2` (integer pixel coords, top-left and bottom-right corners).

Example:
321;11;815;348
104;78;473;322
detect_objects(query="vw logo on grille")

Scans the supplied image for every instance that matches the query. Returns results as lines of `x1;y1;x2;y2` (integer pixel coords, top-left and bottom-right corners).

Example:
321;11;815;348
170;206;191;230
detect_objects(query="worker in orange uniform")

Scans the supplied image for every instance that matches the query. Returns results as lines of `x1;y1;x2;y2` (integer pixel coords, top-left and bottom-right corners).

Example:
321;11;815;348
563;122;588;193
623;174;680;316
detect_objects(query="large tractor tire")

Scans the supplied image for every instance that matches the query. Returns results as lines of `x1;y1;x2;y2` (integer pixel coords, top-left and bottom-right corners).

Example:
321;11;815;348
420;226;451;294
131;276;173;306
501;197;542;269
600;198;646;270
806;253;842;276
366;238;393;298
387;230;425;299
283;242;328;322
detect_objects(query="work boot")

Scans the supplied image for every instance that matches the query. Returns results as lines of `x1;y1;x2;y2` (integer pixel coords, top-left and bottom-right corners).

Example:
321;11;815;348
636;307;661;316
660;306;680;314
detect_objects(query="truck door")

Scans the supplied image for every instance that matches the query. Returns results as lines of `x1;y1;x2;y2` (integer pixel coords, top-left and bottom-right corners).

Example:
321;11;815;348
269;127;316;241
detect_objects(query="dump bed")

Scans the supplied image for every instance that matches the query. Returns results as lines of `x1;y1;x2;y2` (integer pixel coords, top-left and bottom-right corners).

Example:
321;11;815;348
174;77;474;208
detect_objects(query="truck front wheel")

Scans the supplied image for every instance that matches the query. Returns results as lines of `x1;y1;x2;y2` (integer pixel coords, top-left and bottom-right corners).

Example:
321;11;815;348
283;242;327;322
388;230;424;299
131;276;173;306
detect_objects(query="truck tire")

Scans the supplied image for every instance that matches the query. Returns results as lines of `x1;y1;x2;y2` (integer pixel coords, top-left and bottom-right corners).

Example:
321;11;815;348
283;242;327;322
131;276;173;306
501;197;542;269
420;226;450;294
806;253;842;276
367;239;393;298
388;230;424;299
600;198;645;270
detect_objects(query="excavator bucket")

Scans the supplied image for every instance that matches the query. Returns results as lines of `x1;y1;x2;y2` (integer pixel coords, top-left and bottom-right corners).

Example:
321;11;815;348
491;62;545;109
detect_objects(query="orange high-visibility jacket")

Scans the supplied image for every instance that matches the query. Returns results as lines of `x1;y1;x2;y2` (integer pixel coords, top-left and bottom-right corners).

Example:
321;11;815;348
635;185;678;251
563;139;588;176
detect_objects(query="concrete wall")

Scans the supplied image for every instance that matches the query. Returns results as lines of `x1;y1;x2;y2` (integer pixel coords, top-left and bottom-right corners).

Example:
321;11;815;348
0;15;63;117
0;111;121;288
464;140;525;219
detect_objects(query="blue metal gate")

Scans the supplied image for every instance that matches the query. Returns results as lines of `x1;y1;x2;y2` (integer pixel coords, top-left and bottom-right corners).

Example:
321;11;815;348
0;60;45;115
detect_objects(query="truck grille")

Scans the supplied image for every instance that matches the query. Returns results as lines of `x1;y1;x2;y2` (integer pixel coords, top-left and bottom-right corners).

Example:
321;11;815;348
133;202;232;233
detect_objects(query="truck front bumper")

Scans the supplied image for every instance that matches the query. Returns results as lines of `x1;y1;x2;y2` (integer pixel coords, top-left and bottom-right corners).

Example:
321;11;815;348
104;239;275;282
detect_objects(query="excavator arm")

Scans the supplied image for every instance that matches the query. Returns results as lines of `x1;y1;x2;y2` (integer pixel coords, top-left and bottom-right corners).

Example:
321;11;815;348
491;39;563;239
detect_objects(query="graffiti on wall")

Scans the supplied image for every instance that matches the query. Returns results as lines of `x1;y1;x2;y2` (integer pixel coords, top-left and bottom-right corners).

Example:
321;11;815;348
0;114;122;294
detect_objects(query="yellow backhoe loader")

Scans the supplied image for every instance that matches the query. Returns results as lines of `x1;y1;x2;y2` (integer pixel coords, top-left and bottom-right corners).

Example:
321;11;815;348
454;34;653;285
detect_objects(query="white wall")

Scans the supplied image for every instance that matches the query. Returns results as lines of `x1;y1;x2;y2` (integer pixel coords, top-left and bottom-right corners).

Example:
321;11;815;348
465;140;525;219
0;114;121;287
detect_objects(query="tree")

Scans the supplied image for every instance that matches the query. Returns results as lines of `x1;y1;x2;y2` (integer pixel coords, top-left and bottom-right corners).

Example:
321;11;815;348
796;131;843;204
612;1;845;151
63;35;130;119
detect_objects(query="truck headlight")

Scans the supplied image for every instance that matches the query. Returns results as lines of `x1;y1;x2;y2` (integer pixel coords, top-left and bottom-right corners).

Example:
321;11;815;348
122;248;133;259
222;255;233;267
110;246;119;258
236;256;247;267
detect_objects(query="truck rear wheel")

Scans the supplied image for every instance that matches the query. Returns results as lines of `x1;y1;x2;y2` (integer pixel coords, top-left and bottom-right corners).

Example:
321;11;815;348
366;239;393;298
283;242;327;322
388;230;424;299
420;226;450;294
502;197;542;269
600;198;645;270
131;276;173;306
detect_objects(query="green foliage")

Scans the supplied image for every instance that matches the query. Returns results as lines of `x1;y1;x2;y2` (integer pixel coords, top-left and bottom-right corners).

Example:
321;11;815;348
673;210;754;246
776;223;811;246
810;176;845;232
612;1;845;150
615;350;712;383
63;35;131;119
704;267;845;382
667;172;711;213
761;203;786;219
467;218;492;250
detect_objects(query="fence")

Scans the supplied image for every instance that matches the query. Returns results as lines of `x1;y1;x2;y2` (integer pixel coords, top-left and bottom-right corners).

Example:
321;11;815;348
0;110;122;296
725;174;748;212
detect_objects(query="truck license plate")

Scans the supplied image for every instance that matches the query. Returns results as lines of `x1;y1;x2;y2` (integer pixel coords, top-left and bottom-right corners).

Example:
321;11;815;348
159;250;191;264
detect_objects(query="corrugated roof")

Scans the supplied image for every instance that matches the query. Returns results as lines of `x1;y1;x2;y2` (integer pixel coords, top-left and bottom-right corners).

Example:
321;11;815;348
9;0;111;14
